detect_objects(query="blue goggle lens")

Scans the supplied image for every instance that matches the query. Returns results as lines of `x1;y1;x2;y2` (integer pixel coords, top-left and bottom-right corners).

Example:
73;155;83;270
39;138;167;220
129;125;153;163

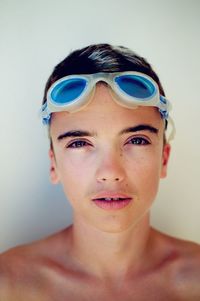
115;75;155;99
51;78;87;104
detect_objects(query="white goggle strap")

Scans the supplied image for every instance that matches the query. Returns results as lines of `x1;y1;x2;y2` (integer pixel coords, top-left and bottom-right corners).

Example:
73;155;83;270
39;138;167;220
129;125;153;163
167;116;176;142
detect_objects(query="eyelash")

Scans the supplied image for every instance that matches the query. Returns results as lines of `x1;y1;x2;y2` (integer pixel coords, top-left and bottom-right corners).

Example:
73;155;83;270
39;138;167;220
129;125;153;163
126;137;150;145
66;136;150;149
66;140;91;148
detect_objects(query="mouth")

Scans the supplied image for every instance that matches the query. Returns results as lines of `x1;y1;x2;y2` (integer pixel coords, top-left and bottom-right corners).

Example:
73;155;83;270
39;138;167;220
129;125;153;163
92;194;132;210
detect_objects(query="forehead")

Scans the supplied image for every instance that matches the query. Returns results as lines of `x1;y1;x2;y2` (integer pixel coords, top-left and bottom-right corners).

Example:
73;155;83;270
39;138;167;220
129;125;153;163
50;84;164;135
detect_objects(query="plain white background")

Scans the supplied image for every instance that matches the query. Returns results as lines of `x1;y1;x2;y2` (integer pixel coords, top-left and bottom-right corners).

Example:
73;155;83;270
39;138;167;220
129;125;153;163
0;0;200;252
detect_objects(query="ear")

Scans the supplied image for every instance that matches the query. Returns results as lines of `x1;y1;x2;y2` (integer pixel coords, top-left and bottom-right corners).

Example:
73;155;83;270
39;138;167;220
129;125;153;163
160;143;171;178
48;149;60;184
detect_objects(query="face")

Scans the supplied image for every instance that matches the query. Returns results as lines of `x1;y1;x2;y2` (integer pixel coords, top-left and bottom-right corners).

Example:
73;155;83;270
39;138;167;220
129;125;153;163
49;84;170;233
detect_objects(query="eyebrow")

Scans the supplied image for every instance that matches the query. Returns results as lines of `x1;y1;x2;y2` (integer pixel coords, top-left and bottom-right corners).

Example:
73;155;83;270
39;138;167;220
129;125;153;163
57;130;94;141
120;124;159;135
57;124;158;141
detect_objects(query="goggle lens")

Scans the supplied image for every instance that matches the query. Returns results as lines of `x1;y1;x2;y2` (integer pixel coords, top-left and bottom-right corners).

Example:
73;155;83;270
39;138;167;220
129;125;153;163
115;75;155;99
51;78;87;104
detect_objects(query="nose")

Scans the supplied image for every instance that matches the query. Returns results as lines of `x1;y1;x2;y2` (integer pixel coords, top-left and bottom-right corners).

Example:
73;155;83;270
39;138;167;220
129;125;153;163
95;148;126;183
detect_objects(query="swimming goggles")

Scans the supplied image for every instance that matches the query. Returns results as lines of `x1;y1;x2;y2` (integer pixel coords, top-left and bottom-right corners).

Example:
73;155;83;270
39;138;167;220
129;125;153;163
42;71;175;140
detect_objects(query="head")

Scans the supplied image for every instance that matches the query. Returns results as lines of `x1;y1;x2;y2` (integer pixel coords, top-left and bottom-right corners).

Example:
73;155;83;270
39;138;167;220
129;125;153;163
42;44;168;148
42;43;171;232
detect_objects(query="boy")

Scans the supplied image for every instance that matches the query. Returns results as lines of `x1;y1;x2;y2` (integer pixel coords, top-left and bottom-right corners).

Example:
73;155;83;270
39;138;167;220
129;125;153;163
0;44;200;301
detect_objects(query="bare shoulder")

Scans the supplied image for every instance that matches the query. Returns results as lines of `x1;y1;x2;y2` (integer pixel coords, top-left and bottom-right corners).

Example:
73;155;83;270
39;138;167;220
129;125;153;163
0;243;38;300
0;227;72;300
0;227;73;273
0;239;48;300
163;231;200;265
155;229;200;299
173;237;200;300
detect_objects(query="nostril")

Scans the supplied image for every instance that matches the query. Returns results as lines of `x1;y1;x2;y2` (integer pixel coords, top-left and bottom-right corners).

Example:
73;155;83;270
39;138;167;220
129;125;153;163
100;177;120;182
99;176;121;182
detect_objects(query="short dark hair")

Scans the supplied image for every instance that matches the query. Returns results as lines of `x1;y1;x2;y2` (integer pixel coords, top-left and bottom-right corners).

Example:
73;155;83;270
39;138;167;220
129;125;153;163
43;43;167;148
42;43;165;105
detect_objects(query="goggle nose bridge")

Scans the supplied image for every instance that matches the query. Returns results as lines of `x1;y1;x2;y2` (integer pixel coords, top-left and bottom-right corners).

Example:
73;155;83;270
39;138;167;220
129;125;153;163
90;73;115;88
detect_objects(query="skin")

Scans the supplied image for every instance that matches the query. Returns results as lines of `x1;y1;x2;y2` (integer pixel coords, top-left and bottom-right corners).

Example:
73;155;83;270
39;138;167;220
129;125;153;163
1;84;200;301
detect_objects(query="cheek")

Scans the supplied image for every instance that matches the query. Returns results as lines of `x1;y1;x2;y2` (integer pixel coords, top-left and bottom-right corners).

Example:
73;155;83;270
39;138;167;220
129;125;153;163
56;153;93;199
126;151;162;197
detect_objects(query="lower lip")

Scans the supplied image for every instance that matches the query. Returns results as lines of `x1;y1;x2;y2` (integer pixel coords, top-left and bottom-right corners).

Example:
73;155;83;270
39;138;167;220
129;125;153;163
93;199;132;210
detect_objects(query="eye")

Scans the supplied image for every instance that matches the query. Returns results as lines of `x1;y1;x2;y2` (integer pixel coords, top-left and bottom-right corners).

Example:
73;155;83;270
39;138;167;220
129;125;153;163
66;140;91;148
126;137;150;145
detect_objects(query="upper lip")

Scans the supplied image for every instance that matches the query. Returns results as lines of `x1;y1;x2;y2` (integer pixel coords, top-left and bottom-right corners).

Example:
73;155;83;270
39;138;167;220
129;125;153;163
92;192;132;200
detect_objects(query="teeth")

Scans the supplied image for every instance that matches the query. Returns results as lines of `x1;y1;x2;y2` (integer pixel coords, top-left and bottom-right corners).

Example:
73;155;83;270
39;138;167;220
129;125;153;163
103;197;122;201
94;196;131;203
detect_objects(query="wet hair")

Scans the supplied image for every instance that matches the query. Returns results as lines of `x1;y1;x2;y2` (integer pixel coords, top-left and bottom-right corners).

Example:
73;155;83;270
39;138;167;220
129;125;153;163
43;43;167;147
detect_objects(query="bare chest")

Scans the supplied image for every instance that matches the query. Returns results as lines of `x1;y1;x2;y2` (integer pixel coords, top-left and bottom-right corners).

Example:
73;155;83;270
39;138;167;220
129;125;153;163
5;259;200;301
4;273;199;301
30;272;180;301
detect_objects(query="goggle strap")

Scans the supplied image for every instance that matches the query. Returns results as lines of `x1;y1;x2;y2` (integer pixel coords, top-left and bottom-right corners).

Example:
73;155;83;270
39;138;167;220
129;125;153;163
41;103;51;125
167;116;176;142
160;96;172;110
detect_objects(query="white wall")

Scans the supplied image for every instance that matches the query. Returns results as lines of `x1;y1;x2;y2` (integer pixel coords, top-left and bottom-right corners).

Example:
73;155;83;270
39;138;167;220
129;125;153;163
1;0;200;252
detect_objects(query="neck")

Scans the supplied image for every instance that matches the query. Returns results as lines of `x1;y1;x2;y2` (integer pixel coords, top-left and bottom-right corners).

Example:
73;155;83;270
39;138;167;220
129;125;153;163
68;214;153;281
